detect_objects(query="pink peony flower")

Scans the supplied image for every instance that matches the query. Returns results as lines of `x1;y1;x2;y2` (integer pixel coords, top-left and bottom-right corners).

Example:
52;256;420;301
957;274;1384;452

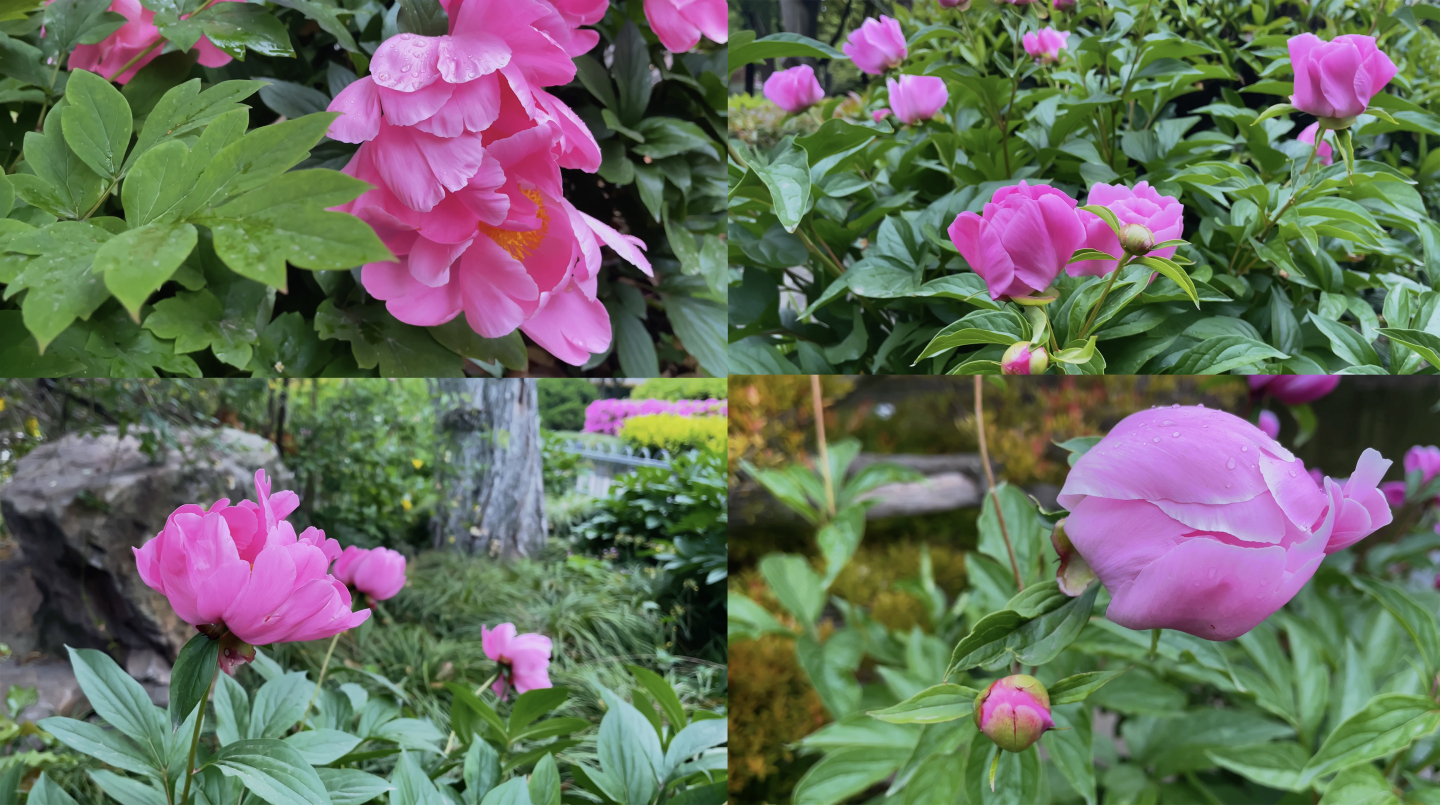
1380;481;1407;508
764;65;825;113
644;0;727;54
1069;182;1184;277
948;181;1086;300
60;0;237;84
1022;27;1067;63
844;16;907;75
327;0;652;366
482;623;553;699
974;675;1054;752
331;546;408;601
1052;0;1075;8
1296;122;1333;166
886;74;948;124
872;108;891;121
1059;406;1392;640
1308;467;1325;485
133;471;369;672
937;0;971;7
1257;409;1280;440
1247;375;1340;405
1404;445;1440;486
1288;33;1396;122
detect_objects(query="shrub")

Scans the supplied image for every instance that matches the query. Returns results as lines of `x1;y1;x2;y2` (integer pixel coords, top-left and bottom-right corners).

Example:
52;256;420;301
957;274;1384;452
537;379;600;432
730;2;1440;375
575;450;727;659
630;378;728;401
620;413;727;454
582;397;727;435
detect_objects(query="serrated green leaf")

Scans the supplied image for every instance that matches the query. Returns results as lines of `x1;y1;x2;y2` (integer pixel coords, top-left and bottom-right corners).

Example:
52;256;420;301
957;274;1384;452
95;222;197;317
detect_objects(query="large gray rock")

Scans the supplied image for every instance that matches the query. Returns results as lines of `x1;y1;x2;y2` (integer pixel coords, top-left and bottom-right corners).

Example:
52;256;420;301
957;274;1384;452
0;428;290;667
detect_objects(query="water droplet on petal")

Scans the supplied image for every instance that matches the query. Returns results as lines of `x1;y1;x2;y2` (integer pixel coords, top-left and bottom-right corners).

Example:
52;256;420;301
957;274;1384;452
1172;432;1180;437
1162;420;1173;426
1241;445;1248;452
1153;437;1160;443
1226;459;1236;469
1289;470;1296;477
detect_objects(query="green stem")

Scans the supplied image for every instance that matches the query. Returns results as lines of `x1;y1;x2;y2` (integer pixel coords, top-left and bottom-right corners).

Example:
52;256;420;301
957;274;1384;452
442;671;500;755
180;663;220;805
1078;253;1130;340
1229;137;1320;275
975;377;1023;591
1149;628;1162;660
107;0;224;83
297;632;341;731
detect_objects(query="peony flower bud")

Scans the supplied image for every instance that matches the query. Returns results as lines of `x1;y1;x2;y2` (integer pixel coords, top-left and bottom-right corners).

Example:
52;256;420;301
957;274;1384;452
1257;410;1280;440
1118;223;1155;256
332;546;408;601
1248;375;1340;405
1288;33;1396;126
764;65;825;113
872;108;892;121
1381;481;1406;509
938;0;971;7
1022;27;1067;63
1051;518;1096;596
886;75;949;125
974;675;1055;752
1001;342;1048;375
843;16;907;75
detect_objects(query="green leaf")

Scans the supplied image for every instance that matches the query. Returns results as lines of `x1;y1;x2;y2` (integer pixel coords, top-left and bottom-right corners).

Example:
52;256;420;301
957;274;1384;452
38;717;154;774
1044;707;1095;805
1318;764;1401;805
1299;693;1440;785
662;718;726;779
182;113;337;214
315;300;463;377
1169;335;1288;374
626;666;687;735
26;773;80;805
608;302;660;377
428;319;527;372
143;277;272;369
946;610;1028;674
1133;255;1200;307
316;769;391;805
508;688;569;735
612;21;651;125
195;169;390;288
79;309;201;377
477;779;532;805
268;0;357;51
597;689;663;805
65;647;166;765
1048;670;1127;706
214;739;330;805
728;32;848;76
61;69;133;179
816;505;865;588
664;293;726;377
1205;742;1309;792
1309;313;1381;367
1067;248;1120;264
395;0;446;36
95;222;197;317
283;730;362;766
123;139;196;225
248;311;331;377
128;80;262;171
868;684;980;724
191;3;294;58
5;222;114;351
527;754;560;805
257;79;330;120
748;142;812;233
461;739;499;805
390;750;446;805
167;633;219;732
87;770;166;805
793;747;909;805
23;106;106;218
42;0;111;59
247;673;311;741
759;553;824;632
1379;328;1440;370
445;682;508;745
1252;102;1296;124
1352;577;1440;677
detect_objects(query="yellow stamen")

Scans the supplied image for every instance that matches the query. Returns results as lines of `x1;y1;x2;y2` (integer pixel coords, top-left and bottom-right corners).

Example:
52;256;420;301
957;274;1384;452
478;188;549;261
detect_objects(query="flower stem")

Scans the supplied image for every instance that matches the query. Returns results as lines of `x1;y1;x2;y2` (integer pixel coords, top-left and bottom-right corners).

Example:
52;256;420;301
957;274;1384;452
107;0;225;83
811;375;835;518
1149;628;1161;660
975;377;1023;591
180;663;220;805
297;632;341;731
1078;253;1131;340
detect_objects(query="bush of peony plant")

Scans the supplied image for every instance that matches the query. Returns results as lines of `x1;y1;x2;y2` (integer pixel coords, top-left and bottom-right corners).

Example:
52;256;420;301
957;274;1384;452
729;0;1440;376
0;0;726;378
19;462;726;805
729;379;1440;802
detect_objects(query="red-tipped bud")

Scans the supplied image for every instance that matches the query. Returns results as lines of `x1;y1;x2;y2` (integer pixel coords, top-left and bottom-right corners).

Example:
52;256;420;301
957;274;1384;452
974;675;1055;752
1001;342;1048;375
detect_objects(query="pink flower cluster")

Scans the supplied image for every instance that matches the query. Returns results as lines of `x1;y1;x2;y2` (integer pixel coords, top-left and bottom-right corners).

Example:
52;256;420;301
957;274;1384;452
328;0;655;366
948;181;1184;301
583;397;727;435
483;623;553;699
134;471;370;673
332;545;407;601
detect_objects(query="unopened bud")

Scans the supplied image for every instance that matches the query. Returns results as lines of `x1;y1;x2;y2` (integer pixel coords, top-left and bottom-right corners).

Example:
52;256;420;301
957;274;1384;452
1001;342;1048;375
1051;518;1096;596
1119;223;1155;256
974;675;1055;752
938;0;970;7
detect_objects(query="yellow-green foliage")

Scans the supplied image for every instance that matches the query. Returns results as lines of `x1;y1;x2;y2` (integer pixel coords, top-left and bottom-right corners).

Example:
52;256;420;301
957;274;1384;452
631;378;726;401
831;542;968;631
620;413;725;454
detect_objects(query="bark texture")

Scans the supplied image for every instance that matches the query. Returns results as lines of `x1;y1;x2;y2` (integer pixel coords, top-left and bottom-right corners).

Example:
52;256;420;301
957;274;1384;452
430;379;547;558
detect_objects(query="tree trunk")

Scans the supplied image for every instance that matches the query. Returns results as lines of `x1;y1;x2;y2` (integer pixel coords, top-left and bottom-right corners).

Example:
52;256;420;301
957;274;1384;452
430;379;548;558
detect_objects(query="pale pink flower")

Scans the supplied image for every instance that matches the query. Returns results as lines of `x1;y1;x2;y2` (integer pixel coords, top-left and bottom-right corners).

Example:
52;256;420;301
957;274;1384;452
482;623;553;699
1288;33;1396;121
886;74;948;124
844;16;906;75
1069;182;1184;277
60;0;237;84
764;65;824;113
1257;410;1280;440
1022;27;1067;62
